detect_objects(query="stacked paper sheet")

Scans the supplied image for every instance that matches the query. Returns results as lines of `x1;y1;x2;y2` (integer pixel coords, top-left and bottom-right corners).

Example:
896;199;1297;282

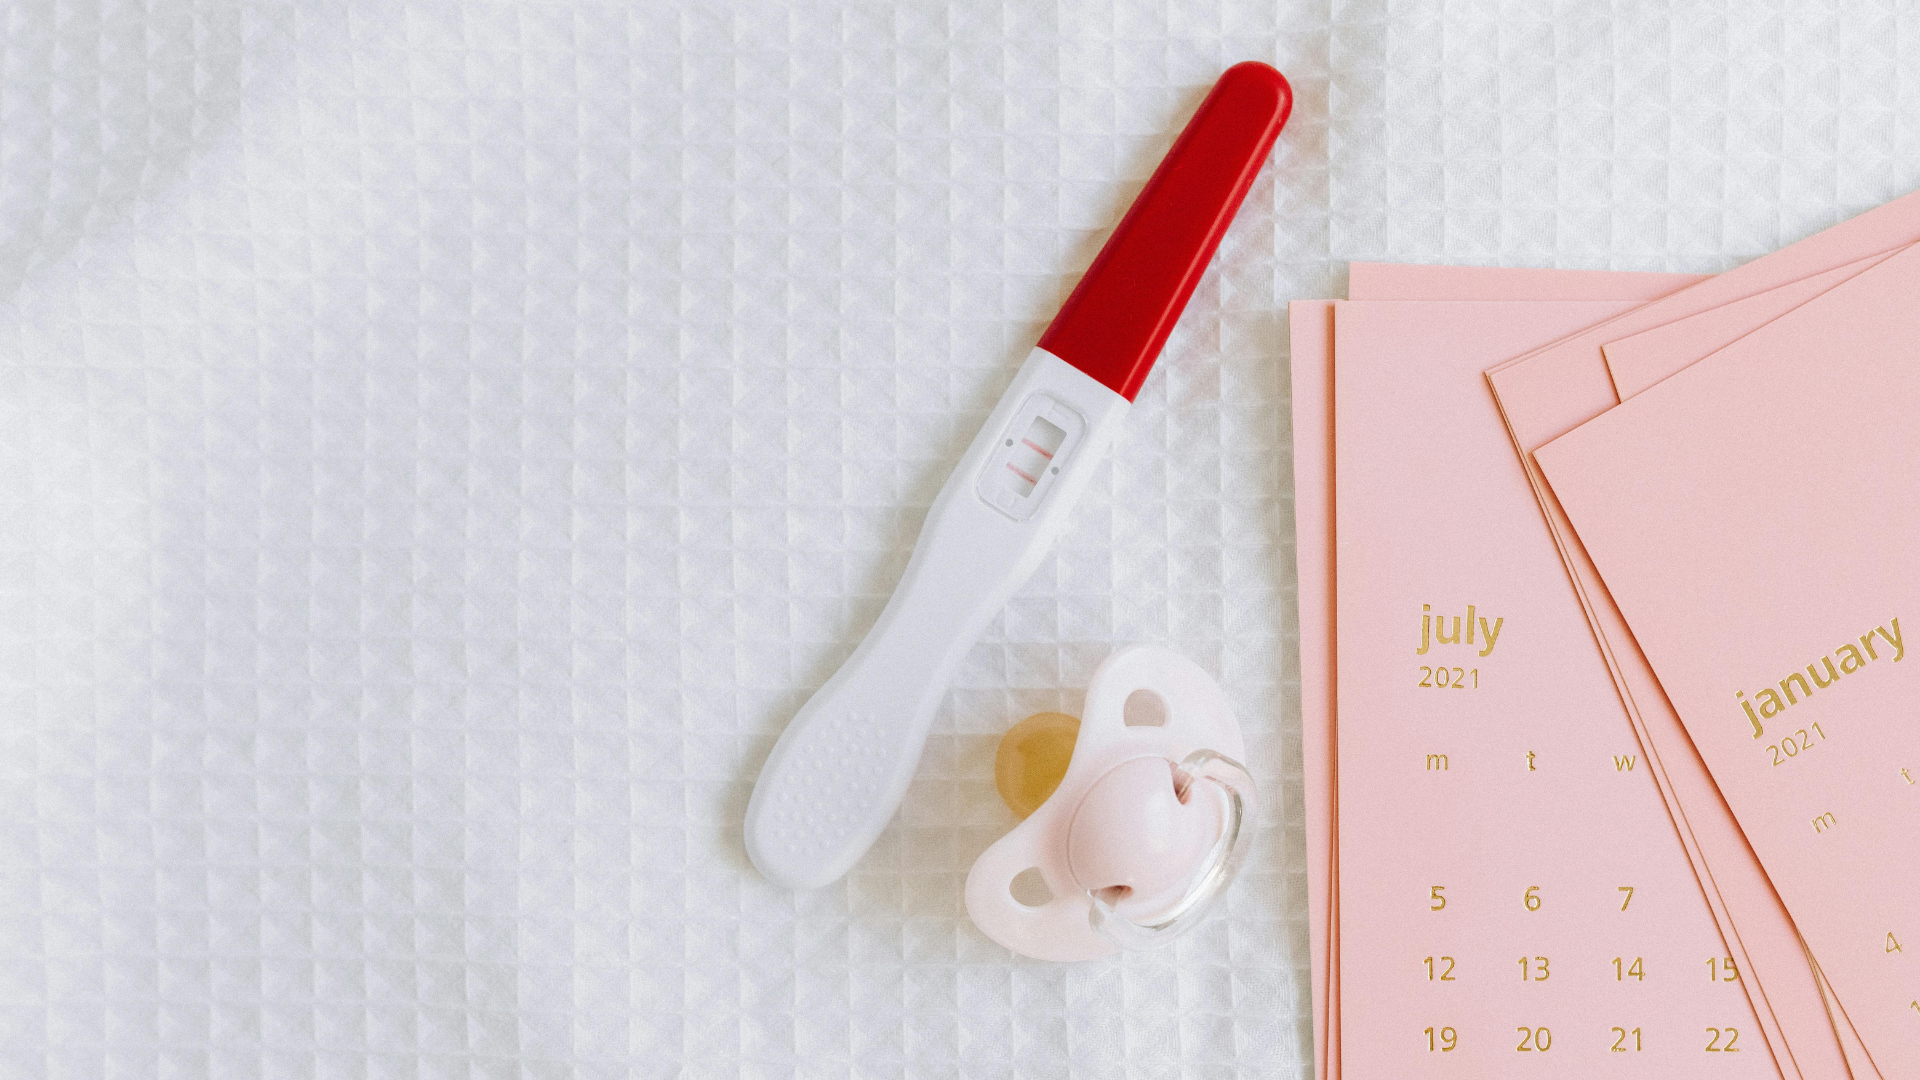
1298;193;1920;1077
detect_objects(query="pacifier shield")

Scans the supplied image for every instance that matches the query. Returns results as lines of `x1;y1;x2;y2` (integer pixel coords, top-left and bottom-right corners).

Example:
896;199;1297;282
963;644;1257;962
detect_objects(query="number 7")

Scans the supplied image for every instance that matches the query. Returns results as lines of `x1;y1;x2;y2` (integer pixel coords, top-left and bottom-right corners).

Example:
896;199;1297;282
1618;886;1634;911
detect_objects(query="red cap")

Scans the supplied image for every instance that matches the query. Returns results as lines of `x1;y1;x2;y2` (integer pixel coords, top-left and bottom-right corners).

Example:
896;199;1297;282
1037;62;1292;401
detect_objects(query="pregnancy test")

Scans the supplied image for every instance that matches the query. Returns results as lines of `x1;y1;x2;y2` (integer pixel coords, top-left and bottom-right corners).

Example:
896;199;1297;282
747;61;1292;890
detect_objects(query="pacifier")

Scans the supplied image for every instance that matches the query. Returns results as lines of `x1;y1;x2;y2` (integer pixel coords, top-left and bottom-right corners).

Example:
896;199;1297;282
965;645;1256;961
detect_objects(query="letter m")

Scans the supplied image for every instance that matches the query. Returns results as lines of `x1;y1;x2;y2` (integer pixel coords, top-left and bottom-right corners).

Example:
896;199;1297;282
1425;754;1449;771
1811;812;1837;834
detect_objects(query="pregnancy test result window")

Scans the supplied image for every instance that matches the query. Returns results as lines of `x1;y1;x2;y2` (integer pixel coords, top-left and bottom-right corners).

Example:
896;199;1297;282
977;395;1082;521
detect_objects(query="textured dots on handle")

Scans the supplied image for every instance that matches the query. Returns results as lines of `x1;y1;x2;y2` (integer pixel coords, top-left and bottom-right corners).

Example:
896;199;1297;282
763;709;891;864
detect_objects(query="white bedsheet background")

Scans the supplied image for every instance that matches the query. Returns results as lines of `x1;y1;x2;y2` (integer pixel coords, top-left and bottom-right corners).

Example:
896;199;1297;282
3;1;1918;1076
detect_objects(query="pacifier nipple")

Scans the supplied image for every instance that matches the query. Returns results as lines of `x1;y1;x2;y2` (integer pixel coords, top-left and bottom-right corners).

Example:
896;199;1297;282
1066;756;1223;919
995;711;1081;818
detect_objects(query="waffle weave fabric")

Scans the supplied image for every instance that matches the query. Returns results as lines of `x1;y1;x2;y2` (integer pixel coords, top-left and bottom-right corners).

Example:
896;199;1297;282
3;1;1917;1077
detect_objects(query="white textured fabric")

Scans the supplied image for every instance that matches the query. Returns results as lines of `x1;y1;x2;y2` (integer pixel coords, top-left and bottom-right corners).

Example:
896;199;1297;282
3;1;1917;1075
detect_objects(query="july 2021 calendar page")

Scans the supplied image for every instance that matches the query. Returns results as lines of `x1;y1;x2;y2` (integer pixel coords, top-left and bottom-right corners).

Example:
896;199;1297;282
1333;301;1773;1077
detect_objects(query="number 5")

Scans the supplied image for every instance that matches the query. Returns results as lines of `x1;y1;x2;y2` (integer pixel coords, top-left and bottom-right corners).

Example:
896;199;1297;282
1430;885;1446;911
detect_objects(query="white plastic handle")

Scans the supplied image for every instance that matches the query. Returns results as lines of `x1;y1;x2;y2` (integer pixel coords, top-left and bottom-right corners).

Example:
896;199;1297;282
745;349;1131;890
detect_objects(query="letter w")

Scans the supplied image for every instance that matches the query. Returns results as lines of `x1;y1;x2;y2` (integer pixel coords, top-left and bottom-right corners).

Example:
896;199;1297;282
1613;755;1637;771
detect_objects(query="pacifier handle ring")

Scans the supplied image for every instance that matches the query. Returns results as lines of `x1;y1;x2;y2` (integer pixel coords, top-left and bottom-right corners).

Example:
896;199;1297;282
1085;748;1256;950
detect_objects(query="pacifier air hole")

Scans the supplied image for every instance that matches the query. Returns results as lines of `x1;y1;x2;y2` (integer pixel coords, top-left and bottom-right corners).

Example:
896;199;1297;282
1122;688;1168;726
1009;867;1052;907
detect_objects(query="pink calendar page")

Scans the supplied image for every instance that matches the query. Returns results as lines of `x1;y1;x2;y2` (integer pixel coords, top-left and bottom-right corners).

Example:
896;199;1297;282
1291;267;1707;1080
1291;298;1340;1080
1334;300;1774;1076
1487;276;1875;1078
1591;255;1900;1077
1537;244;1920;1072
1481;204;1920;1077
1598;249;1904;400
